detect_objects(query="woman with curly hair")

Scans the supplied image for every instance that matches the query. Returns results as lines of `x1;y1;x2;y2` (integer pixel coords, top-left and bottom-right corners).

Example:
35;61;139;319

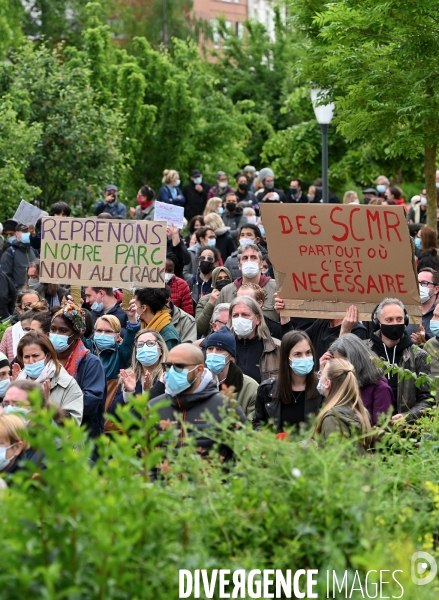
49;304;106;437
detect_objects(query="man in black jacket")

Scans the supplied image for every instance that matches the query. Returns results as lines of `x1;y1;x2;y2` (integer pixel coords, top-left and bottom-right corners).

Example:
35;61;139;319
149;344;247;457
182;169;211;221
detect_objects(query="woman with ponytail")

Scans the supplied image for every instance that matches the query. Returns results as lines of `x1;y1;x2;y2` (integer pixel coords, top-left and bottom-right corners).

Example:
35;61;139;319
315;358;372;453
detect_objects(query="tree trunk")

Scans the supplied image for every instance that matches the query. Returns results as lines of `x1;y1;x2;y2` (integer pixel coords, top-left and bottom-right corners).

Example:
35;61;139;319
424;144;437;230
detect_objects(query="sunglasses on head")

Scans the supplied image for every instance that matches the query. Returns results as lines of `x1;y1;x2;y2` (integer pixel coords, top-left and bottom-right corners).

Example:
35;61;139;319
162;362;198;373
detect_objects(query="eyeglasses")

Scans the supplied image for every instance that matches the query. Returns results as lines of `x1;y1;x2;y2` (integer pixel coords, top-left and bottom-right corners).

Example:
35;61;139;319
199;255;215;263
214;320;228;326
419;281;435;288
135;340;158;349
162;362;198;373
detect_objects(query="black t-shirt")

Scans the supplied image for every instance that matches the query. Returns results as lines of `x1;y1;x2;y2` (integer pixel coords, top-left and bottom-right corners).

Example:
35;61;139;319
235;336;264;383
281;391;307;427
305;320;368;361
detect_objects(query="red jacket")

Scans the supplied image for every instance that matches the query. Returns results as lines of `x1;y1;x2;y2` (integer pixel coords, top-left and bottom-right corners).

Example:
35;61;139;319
167;275;194;315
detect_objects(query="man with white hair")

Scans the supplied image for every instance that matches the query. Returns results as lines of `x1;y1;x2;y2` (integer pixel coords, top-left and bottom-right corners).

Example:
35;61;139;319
366;297;433;422
407;195;427;224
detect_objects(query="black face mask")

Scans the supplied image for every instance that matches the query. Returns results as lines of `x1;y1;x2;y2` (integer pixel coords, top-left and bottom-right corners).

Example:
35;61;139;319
238;183;248;191
226;202;236;212
380;323;405;341
200;261;215;275
216;279;231;291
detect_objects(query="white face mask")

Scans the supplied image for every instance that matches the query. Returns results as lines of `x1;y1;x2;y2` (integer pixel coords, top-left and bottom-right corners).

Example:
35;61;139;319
0;443;17;471
164;273;174;283
232;317;254;338
218;181;228;189
241;261;260;278
239;238;254;248
419;285;432;304
421;197;428;206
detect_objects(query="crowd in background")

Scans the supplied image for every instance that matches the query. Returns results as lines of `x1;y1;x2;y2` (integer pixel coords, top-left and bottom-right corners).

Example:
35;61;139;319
1;165;439;479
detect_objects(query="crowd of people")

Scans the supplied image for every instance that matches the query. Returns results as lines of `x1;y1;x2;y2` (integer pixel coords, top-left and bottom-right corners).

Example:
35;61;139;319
0;167;438;480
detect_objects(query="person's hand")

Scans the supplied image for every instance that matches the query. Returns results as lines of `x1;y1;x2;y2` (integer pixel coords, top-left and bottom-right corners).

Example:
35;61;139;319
392;413;405;422
410;325;425;345
11;363;22;381
170;225;180;246
28;225;36;236
143;371;153;391
319;351;334;371
105;191;116;203
42;379;51;406
263;193;274;202
340;305;359;335
195;184;203;193
120;369;137;393
130;207;136;218
274;292;285;313
126;298;139;324
209;288;220;305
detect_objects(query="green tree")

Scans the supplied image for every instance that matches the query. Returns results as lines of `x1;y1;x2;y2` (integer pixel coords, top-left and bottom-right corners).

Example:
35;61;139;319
0;102;41;220
286;0;438;223
0;0;23;58
0;43;126;212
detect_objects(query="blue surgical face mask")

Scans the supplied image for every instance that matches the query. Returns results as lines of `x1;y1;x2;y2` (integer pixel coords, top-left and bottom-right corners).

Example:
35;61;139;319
377;184;386;193
193;177;202;185
207;238;216;247
164;366;196;395
136;345;159;366
4;405;30;424
21;233;30;244
24;358;46;379
206;353;227;375
259;225;265;237
0;379;10;398
430;320;439;337
415;237;421;249
94;333;116;350
290;357;314;376
8;236;16;245
50;333;73;353
28;279;40;288
175;179;181;187
91;301;104;312
0;444;17;471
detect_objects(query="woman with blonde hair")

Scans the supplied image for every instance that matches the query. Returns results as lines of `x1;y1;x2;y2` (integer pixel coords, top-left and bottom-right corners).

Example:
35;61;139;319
204;212;236;262
0;413;42;477
159;169;185;207
109;329;168;416
315;358;371;453
203;197;223;217
343;190;359;204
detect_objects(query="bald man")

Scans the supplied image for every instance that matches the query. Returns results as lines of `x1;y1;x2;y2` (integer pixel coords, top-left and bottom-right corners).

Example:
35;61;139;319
148;343;246;458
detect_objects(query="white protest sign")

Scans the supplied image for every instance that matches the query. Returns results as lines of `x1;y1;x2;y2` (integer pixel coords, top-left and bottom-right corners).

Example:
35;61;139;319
154;201;184;229
13;200;45;227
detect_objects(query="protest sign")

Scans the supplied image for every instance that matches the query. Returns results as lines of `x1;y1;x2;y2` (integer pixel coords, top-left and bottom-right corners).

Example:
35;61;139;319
260;204;422;322
39;218;167;289
154;201;184;229
13;200;45;227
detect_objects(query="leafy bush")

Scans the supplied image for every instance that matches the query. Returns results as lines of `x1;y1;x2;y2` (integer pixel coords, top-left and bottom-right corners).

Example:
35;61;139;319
0;396;439;599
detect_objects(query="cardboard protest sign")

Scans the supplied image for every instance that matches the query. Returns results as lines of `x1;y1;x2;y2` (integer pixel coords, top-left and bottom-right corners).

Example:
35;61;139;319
13;200;45;227
260;204;422;322
154;201;184;229
39;218;167;289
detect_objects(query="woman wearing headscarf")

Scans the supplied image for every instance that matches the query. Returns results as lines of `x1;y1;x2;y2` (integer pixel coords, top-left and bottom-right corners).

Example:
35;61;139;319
49;304;107;438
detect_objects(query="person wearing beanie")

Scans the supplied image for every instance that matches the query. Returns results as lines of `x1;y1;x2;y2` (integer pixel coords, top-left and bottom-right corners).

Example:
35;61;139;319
255;168;286;204
202;326;258;418
94;184;126;218
3;219;18;252
195;267;232;337
1;223;37;289
0;352;11;401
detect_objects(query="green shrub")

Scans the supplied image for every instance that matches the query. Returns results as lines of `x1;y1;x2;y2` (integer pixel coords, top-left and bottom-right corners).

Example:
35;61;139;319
0;397;439;599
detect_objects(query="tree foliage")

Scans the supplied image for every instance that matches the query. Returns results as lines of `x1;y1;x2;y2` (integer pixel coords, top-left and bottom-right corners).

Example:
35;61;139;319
286;0;439;221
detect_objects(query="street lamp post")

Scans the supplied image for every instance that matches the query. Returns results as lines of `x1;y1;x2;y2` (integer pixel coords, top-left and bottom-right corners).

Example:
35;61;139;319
310;86;334;203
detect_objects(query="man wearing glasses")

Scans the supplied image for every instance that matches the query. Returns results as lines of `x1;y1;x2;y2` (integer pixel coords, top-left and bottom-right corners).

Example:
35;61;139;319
149;343;246;456
407;268;439;343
